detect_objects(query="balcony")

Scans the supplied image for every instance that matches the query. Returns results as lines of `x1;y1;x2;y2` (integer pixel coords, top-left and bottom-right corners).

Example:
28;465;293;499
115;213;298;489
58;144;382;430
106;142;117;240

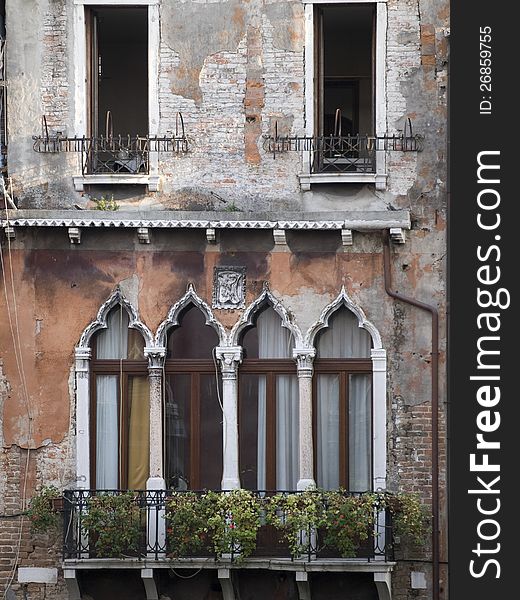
62;489;394;563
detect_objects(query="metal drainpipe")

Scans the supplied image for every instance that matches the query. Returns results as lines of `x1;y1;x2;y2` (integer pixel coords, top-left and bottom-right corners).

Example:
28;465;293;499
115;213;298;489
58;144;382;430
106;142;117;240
382;230;440;600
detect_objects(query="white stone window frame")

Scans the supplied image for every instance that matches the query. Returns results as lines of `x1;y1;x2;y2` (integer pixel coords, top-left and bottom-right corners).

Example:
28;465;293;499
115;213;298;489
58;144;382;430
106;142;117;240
300;0;388;191
72;0;160;191
304;287;387;493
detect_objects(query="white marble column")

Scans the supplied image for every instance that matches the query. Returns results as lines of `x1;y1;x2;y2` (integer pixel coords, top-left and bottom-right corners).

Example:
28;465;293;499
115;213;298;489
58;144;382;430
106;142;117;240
144;347;166;557
74;347;91;490
215;346;243;490
293;347;316;490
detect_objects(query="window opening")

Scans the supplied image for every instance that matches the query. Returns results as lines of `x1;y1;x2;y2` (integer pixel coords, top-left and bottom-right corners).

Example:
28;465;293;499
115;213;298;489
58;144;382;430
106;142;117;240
313;306;373;490
239;307;298;491
165;305;223;491
91;306;149;489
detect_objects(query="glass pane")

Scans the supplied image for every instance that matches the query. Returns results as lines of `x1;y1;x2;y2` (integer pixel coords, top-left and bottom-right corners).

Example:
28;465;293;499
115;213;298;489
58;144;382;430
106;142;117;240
165;374;191;490
96;374;119;488
349;374;372;491
317;306;371;358
276;375;299;490
96;307;130;359
239;374;266;490
316;374;340;489
199;374;223;490
167;305;219;359
127;375;150;489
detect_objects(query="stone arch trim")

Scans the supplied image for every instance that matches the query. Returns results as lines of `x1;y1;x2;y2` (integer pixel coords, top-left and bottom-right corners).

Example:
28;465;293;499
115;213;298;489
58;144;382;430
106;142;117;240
229;284;303;348
77;286;154;349
155;283;227;348
304;285;382;350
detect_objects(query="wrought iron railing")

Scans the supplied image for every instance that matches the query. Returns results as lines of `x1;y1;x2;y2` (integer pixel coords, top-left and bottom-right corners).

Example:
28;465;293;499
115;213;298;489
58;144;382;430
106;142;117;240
263;118;423;175
32;113;189;176
62;489;394;562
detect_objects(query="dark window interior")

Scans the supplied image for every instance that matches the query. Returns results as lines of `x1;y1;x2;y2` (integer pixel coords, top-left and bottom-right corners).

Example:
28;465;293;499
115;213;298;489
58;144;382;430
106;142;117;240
319;4;375;136
88;6;148;137
165;305;222;490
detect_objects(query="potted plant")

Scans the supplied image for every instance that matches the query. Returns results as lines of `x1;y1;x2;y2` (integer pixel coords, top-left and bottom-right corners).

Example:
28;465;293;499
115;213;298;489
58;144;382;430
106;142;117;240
165;491;211;557
27;485;62;533
385;491;430;546
322;491;378;557
205;489;262;561
266;488;327;559
165;489;262;562
82;491;142;558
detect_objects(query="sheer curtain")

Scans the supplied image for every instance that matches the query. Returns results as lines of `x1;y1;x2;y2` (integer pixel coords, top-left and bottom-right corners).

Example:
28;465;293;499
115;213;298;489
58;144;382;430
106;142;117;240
257;308;299;490
95;308;149;489
316;308;372;491
95;309;128;489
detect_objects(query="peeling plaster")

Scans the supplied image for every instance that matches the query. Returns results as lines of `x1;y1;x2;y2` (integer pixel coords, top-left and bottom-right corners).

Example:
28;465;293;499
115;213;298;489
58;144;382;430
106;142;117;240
161;0;246;104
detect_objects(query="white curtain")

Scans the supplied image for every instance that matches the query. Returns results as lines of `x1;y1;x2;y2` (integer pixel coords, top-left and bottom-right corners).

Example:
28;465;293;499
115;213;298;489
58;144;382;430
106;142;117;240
96;375;118;488
95;308;129;488
349;374;372;491
317;307;372;491
257;308;299;490
316;374;340;489
96;308;129;359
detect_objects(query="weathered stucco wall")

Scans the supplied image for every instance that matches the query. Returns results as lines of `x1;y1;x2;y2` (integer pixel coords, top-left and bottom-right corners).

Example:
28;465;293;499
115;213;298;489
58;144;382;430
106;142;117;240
5;0;448;214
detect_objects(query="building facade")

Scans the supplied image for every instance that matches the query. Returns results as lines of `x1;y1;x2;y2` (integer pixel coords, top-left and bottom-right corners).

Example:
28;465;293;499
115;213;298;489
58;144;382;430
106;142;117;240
0;0;448;599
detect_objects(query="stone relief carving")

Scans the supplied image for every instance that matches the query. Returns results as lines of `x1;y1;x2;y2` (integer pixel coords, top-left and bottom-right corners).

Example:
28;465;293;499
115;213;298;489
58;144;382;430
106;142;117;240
213;266;246;309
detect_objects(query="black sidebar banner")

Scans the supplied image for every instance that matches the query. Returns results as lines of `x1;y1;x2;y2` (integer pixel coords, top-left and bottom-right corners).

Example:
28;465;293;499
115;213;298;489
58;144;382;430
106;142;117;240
449;2;515;599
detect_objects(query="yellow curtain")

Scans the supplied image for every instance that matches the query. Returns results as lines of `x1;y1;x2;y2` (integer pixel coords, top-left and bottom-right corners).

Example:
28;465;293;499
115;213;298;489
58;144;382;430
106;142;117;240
127;376;150;489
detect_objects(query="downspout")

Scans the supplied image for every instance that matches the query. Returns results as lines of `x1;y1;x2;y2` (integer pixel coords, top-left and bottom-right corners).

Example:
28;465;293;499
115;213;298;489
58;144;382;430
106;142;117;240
382;230;440;600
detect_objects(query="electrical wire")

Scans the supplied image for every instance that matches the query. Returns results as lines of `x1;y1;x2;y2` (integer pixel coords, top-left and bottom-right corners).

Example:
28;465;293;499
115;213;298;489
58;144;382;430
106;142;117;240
1;179;34;599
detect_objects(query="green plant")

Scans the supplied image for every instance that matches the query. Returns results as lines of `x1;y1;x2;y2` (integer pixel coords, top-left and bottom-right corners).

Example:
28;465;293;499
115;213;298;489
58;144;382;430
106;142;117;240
92;194;119;211
385;492;430;546
166;490;262;562
82;492;141;558
323;491;378;557
27;485;62;533
166;491;211;557
205;489;261;561
266;489;327;559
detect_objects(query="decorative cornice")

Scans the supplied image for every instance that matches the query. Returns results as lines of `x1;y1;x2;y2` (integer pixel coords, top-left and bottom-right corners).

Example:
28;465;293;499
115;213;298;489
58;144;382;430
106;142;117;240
305;286;383;350
155;283;227;347
0;210;411;233
229;284;303;348
77;287;154;349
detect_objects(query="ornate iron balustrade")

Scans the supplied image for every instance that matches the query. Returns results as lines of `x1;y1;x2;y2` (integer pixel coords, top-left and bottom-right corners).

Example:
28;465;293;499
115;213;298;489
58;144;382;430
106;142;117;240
263;133;423;174
32;114;189;176
62;489;394;562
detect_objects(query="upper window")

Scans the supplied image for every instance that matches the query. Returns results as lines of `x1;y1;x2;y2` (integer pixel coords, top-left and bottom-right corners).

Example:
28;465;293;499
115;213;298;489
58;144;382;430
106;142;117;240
91;306;150;489
313;306;372;491
85;6;148;174
164;305;223;491
312;3;375;174
239;307;299;491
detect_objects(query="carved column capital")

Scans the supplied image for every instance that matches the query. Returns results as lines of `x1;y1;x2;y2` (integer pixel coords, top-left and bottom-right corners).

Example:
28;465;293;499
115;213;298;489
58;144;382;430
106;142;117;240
215;346;243;380
144;346;166;372
74;347;91;375
293;347;316;377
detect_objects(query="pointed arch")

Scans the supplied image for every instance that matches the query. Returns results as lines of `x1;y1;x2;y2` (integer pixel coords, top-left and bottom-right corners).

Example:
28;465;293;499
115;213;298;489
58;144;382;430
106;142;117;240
155;283;227;348
78;287;154;349
305;286;382;350
229;285;303;348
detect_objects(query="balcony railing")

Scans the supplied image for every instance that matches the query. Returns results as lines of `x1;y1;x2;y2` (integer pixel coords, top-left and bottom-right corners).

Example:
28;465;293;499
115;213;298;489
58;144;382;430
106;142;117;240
263;119;423;175
62;489;394;562
32;113;189;176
